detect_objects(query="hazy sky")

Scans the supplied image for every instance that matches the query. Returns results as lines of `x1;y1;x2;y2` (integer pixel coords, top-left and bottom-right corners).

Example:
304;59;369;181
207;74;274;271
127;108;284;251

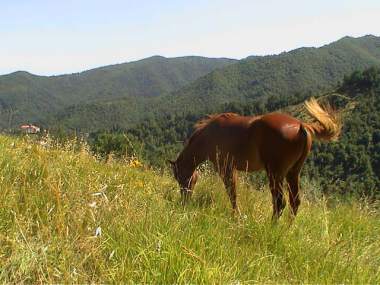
1;0;380;75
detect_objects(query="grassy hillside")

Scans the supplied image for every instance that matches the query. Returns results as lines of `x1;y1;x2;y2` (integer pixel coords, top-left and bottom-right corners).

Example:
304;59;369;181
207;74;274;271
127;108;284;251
0;56;235;129
55;35;380;131
0;135;379;283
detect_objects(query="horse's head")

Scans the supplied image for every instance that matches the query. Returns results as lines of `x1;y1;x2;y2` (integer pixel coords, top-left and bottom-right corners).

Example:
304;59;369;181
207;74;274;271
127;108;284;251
168;160;198;203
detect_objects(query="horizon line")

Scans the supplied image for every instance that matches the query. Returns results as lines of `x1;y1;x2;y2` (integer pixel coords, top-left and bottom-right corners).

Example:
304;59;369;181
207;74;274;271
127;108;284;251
1;34;377;77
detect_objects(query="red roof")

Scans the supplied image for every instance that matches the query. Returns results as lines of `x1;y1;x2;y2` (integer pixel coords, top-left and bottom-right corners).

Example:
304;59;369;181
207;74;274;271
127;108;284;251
20;124;39;129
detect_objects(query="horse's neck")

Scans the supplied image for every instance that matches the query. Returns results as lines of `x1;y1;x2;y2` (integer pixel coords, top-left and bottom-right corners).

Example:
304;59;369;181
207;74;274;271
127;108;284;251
177;140;205;173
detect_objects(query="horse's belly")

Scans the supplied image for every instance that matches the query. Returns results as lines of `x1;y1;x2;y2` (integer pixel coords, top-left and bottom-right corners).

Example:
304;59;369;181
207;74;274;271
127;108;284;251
235;148;264;172
235;160;263;172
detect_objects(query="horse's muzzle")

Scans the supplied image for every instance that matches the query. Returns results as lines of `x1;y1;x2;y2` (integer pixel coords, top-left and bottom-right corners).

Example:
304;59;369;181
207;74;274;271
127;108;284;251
180;188;192;204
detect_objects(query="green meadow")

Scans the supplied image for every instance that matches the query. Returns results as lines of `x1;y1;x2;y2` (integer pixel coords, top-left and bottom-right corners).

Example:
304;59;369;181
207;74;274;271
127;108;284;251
0;135;379;283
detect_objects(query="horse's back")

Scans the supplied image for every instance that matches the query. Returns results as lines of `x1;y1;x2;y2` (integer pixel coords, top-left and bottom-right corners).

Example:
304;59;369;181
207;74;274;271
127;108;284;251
197;114;257;169
198;112;309;174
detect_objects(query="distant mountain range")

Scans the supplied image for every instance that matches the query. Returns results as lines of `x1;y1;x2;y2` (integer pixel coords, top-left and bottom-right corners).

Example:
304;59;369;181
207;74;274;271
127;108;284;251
0;35;379;131
158;35;380;112
0;56;235;129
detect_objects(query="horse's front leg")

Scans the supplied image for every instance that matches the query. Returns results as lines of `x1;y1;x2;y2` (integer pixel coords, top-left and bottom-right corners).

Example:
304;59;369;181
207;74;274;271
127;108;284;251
222;168;241;216
180;171;199;205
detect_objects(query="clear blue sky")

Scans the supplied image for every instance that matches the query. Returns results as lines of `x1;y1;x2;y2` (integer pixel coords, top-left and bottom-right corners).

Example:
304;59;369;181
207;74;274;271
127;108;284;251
1;0;379;75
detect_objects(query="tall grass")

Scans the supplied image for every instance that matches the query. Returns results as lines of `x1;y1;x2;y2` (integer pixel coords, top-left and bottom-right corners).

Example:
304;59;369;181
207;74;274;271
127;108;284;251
0;135;379;283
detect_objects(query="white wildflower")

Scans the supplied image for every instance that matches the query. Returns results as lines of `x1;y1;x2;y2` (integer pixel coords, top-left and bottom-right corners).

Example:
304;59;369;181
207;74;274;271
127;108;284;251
95;226;102;237
109;250;115;260
156;240;162;253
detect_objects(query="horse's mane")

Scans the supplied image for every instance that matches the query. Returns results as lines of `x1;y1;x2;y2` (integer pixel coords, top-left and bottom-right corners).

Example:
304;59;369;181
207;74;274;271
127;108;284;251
185;113;239;146
194;113;239;131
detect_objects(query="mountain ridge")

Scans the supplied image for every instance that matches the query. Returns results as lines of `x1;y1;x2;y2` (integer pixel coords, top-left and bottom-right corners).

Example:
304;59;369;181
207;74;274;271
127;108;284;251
0;56;236;128
48;35;380;132
2;55;238;78
1;35;380;130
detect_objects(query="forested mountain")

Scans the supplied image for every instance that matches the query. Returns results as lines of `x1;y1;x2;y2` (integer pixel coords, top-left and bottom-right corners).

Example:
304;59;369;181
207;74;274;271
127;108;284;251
56;35;380;131
159;35;380;113
0;56;235;128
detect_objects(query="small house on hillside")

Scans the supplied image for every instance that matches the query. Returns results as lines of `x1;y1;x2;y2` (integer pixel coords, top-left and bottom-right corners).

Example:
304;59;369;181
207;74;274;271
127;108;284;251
20;124;40;134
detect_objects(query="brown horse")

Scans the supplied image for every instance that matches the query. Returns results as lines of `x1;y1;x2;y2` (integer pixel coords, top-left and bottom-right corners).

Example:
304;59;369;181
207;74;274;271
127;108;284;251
169;98;341;220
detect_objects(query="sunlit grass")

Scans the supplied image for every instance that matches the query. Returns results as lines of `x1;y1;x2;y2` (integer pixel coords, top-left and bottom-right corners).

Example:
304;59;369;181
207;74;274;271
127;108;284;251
0;135;379;283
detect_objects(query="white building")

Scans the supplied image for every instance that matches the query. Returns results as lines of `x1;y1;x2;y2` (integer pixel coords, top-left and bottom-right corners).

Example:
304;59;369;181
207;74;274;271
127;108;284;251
20;124;41;134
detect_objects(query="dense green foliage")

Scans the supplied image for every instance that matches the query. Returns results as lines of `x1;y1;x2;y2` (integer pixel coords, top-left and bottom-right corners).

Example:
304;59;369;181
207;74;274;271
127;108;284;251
305;67;380;196
0;56;235;129
0;135;379;283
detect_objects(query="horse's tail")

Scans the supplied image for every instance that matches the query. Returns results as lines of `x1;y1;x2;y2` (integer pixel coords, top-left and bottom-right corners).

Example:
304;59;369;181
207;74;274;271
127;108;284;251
302;97;342;142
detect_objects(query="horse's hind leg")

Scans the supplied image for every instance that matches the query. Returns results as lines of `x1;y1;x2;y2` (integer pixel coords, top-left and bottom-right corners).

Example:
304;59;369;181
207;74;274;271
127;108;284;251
286;170;301;217
267;171;286;221
286;142;309;218
286;125;311;218
222;168;241;216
